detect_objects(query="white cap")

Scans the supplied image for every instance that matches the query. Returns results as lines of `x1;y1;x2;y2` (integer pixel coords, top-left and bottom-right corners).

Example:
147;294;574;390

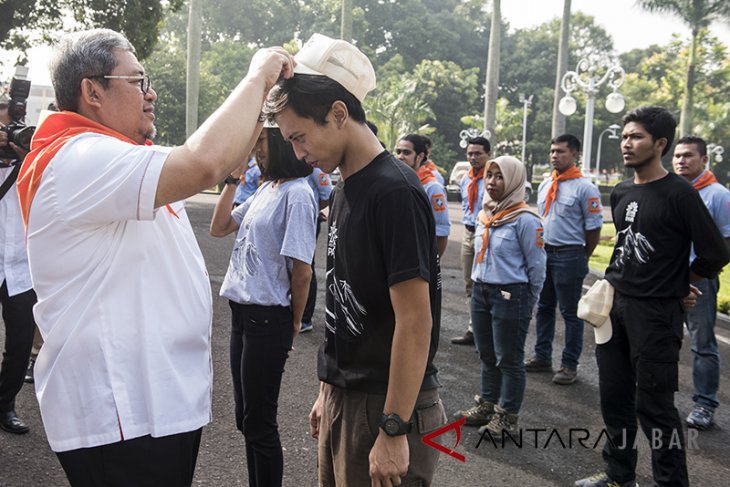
294;33;376;103
577;279;614;345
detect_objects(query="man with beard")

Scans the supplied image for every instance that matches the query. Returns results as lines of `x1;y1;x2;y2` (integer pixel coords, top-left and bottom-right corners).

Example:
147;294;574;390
575;106;729;487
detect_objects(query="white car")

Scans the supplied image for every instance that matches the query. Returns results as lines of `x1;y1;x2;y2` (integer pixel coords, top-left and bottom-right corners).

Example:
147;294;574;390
446;161;533;203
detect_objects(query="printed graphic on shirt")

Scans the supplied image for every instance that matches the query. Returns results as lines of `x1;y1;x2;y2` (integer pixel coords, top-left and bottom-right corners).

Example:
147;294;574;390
612;202;655;268
232;239;260;279
432;193;447;212
588;197;601;214
320;173;330;186
325;222;368;337
536;227;545;248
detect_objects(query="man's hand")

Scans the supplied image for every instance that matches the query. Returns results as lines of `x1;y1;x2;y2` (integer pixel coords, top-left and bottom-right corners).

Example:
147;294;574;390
9;142;28;161
369;432;409;487
682;284;702;310
248;47;295;92
309;390;324;439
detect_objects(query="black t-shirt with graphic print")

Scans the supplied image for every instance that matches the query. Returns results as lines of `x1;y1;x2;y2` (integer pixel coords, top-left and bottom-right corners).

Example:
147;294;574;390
605;172;728;298
318;151;441;394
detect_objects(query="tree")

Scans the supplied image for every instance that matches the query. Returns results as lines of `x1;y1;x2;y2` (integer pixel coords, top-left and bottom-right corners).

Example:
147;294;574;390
636;0;730;136
483;0;501;134
551;0;571;137
0;0;184;61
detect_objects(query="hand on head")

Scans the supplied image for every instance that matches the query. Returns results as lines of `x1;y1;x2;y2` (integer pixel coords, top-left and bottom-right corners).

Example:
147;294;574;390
248;47;296;91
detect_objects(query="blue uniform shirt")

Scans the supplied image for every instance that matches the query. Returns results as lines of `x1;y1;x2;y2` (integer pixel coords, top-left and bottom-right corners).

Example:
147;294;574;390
690;171;730;261
307;167;333;204
460;172;485;227
234;158;262;205
471;214;547;305
537;176;602;246
423;179;451;237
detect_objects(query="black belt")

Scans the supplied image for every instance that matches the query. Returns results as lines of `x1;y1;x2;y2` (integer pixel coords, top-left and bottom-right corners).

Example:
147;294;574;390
544;244;584;252
465;224;475;233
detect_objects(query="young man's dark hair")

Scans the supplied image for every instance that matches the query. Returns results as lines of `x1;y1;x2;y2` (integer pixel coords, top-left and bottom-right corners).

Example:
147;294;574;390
622;106;677;156
365;120;378;136
675;135;707;156
265;74;366;125
551;133;581;152
402;134;429;160
265;127;313;180
467;136;491;154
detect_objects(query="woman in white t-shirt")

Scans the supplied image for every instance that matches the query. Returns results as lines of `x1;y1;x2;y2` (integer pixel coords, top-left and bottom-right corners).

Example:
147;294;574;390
210;124;317;487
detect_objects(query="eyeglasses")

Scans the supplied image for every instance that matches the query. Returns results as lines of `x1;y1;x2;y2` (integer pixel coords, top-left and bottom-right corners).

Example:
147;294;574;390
90;74;152;94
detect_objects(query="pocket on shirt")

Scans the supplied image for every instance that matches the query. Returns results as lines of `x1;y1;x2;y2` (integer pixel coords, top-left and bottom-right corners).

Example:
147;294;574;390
556;194;576;216
491;232;515;256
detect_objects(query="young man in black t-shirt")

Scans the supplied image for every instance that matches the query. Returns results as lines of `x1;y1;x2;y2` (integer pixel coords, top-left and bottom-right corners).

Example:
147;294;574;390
575;107;729;487
264;34;445;486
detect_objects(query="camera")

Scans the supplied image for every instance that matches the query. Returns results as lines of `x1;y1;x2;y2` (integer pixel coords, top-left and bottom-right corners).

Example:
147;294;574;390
1;66;36;161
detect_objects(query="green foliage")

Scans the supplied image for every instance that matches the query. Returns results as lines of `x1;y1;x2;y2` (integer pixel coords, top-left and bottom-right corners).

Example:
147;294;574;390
0;1;183;61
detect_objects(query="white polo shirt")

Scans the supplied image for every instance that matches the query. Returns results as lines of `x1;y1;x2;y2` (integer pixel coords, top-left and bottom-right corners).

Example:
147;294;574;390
26;133;213;452
0;166;32;296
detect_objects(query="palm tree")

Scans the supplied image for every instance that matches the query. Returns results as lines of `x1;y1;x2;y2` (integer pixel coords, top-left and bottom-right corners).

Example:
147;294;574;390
341;0;353;42
551;0;571;137
637;0;730;136
483;0;501;135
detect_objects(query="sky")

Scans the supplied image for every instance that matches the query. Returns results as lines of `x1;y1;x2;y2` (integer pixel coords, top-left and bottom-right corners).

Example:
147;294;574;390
3;0;730;86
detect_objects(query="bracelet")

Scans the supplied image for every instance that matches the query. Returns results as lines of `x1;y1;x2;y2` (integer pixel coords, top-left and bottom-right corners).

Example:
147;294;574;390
224;176;240;185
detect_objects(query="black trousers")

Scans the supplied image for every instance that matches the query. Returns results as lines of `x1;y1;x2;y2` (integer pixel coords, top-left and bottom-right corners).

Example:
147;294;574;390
230;302;293;487
56;428;202;487
0;281;36;413
596;292;689;486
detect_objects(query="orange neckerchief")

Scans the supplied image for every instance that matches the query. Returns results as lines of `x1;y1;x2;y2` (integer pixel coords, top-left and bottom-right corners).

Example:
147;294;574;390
467;166;485;213
542;166;583;217
476;202;529;263
416;165;437;185
693;171;717;191
18;111;177;227
425;160;439;176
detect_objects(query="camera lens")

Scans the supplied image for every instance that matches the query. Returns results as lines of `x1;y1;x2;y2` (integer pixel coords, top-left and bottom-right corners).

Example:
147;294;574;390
12;126;35;151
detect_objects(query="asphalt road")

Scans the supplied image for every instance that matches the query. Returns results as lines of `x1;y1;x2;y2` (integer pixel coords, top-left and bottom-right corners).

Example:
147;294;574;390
1;196;729;486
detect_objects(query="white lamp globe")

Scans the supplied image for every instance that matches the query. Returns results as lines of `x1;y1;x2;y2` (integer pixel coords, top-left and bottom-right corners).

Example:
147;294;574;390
459;139;467;149
605;92;625;113
558;96;577;116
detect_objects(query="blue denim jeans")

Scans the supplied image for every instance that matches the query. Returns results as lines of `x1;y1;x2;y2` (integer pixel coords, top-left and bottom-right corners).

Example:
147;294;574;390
685;277;720;410
471;282;531;413
534;248;588;369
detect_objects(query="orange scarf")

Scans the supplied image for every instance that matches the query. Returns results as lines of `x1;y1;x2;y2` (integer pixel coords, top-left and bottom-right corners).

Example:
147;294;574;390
542;166;583;217
693;171;717;191
467;166;485;213
476;202;529;263
18;111;177;226
416;165;437;185
425;160;439;176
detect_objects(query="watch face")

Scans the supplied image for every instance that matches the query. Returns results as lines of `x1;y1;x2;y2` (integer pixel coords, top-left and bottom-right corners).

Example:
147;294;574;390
384;418;400;435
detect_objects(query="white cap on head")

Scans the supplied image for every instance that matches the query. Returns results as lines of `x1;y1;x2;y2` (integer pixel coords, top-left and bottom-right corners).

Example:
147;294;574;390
577;279;614;345
294;33;376;103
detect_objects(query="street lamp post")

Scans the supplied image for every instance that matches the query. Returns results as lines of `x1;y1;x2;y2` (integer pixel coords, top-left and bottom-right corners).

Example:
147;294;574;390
519;93;533;163
558;59;626;177
595;124;621;181
707;143;725;170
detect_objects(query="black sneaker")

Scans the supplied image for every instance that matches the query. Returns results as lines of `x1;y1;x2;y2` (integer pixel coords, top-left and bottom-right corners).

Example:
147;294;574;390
24;357;35;384
574;472;638;487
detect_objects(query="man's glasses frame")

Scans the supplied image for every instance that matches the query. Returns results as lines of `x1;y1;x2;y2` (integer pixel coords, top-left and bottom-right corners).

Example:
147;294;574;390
89;74;151;94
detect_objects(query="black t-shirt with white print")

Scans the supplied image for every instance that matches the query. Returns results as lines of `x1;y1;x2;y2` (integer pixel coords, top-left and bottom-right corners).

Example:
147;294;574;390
318;151;441;394
605;172;728;298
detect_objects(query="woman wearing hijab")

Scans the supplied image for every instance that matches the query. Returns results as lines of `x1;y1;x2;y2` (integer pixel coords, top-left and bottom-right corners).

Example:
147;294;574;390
455;156;546;435
210;123;317;487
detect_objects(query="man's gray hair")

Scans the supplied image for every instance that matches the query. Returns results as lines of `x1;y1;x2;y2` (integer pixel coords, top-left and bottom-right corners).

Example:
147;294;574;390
51;29;135;113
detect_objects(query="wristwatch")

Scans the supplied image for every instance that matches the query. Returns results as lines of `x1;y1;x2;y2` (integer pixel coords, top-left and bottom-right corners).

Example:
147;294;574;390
224;175;240;185
379;413;413;436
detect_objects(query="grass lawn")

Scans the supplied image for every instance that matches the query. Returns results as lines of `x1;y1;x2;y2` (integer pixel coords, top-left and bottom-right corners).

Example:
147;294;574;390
589;225;730;312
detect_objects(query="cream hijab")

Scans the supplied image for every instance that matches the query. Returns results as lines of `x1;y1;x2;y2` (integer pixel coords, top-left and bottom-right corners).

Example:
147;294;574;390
480;155;541;226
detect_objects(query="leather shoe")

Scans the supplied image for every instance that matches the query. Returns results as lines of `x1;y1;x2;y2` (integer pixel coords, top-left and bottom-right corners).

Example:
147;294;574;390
0;410;29;434
451;330;474;345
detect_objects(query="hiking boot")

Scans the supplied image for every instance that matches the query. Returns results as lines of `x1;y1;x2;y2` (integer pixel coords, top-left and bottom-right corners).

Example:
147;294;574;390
552;367;577;385
524;357;552;372
451;330;474;345
454;396;495;426
478;405;518;435
686;406;713;430
574;472;638;487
